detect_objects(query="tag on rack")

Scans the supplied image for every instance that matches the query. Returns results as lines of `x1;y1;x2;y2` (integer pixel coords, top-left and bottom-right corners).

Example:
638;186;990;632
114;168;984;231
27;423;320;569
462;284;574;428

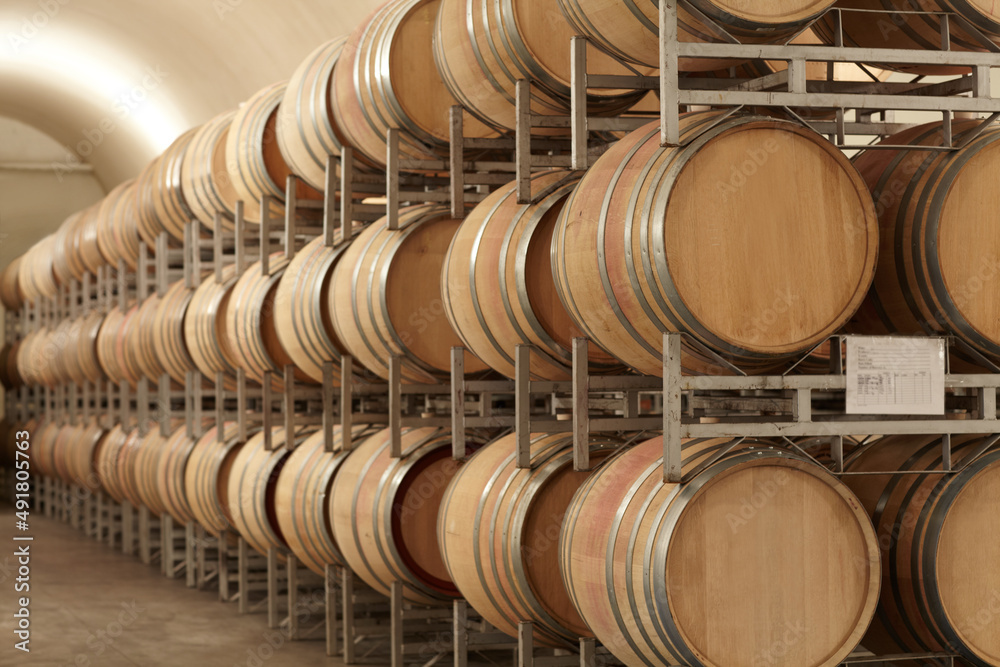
845;336;945;415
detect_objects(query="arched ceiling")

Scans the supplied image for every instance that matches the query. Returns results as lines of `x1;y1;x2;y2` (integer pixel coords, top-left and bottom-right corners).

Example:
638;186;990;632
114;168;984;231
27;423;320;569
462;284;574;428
0;0;383;267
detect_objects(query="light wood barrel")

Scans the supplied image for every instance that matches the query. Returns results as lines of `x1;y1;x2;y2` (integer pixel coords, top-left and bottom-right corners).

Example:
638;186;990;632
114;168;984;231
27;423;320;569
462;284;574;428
97;305;142;389
34;421;61;478
62;418;104;490
331;0;496;167
849;121;1000;363
331;426;489;605
63;205;104;283
434;0;651;133
444;171;623;381
440;432;623;646
273;424;383;577
62;312;104;385
813;1;1000;75
129;295;168;384
184;264;241;391
136;129;196;244
226;82;322;224
181;111;240;229
226;426;318;558
0;257;24;310
226;253;309;390
125;425;183;517
14;331;39;387
18;235;59;302
558;0;836;69
845;435;1000;664
273;235;353;384
52;211;82;286
330;204;489;382
94;425;138;503
17;327;60;388
277;37;348;192
96;179;141;270
157;425;203;526
185;422;247;537
554;111;878;376
153;279;200;385
561;436;880;667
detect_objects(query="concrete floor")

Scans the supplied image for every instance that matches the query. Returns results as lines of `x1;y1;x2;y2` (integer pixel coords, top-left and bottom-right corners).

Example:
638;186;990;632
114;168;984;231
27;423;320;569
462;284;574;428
0;505;340;667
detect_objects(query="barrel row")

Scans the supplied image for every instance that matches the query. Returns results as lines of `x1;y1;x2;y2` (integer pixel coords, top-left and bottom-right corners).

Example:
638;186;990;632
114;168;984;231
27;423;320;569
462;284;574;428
9;419;1000;666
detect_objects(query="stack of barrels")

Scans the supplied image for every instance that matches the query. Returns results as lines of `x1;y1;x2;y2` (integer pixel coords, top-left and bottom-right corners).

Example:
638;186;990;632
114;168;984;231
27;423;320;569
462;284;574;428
5;0;1000;665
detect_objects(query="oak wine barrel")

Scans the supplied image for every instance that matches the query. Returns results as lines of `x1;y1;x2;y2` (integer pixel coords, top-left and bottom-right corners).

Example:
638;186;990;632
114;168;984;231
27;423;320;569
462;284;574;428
554;111;878;376
34;421;62;478
332;0;496;167
153;279;201;386
273;424;383;577
185;422;248;538
0;257;24;311
557;0;837;70
62;312;104;385
273;235;353;384
157;425;203;526
52;211;83;286
439;432;623;646
277;37;348;192
443;171;623;381
18;235;59;302
0;341;23;390
434;0;651;133
226;426;318;558
94;424;138;503
845;435;1000;665
812;1;1000;75
330;426;489;605
130;294;168;384
849;120;1000;364
330;204;489;382
561;436;880;667
96;180;141;270
62;418;105;491
181;111;240;229
184;264;241;391
136;129;196;244
226;253;311;390
126;424;184;517
96;305;142;389
226;82;322;224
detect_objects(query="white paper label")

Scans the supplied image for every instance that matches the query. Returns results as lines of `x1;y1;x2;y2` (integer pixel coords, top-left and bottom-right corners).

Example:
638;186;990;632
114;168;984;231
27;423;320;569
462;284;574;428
845;336;945;415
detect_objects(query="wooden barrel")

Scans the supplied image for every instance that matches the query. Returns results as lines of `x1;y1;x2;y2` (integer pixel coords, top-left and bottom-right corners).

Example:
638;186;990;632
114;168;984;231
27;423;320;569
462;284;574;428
276;37;348;192
97;305;142;389
17;327;60;388
813;1;1000;75
226;253;309;390
225;82;322;224
330;426;488;605
273;235;353;384
128;295;168;384
444;171;623;381
157;425;203;526
554;111;878;376
33;421;61;478
331;0;496;167
558;0;836;70
126;425;184;517
153;279;201;386
181;111;240;229
62;418;104;490
434;0;651;133
845;435;1000;664
96;179;141;270
93;425;137;503
227;426;318;558
14;331;39;387
136;129;196;244
64;204;104;282
185;264;241;391
18;235;59;302
330;204;489;382
273;425;383;577
0;257;24;311
59;312;103;386
0;341;24;390
561;435;880;667
52;211;82;286
439;432;623;646
849;121;1000;363
185;422;247;537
